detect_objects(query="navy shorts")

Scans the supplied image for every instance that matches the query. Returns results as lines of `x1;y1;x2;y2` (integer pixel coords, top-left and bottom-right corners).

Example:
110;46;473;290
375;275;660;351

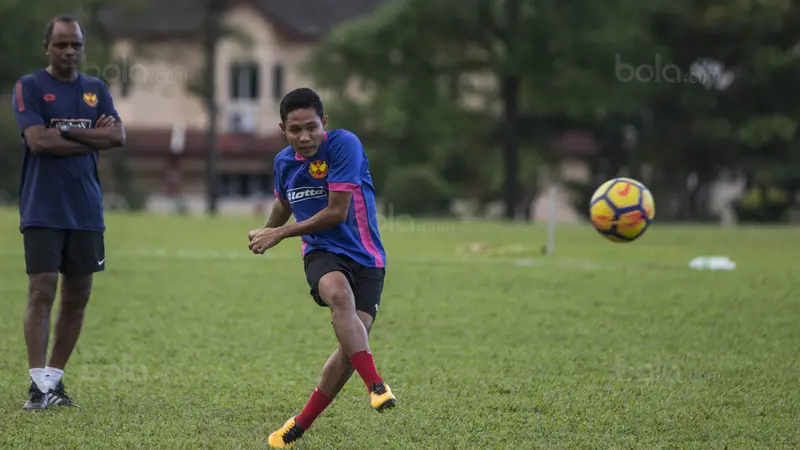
23;227;105;275
303;250;385;320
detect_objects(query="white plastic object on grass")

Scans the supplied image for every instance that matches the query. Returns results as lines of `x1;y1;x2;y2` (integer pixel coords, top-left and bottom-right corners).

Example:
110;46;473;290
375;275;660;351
689;256;736;271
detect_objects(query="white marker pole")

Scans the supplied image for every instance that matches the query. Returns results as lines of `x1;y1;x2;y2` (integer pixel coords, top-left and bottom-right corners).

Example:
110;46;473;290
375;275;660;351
545;185;557;256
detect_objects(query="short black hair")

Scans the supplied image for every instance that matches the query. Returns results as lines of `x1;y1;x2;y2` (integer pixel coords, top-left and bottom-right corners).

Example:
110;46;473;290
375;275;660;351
279;88;324;122
44;15;86;45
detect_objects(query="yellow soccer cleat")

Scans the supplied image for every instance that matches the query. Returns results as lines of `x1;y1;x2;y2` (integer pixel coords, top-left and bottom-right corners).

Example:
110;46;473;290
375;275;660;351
370;382;396;412
268;416;305;448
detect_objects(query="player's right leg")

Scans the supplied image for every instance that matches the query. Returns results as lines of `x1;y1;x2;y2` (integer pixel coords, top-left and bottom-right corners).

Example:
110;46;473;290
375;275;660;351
21;227;64;410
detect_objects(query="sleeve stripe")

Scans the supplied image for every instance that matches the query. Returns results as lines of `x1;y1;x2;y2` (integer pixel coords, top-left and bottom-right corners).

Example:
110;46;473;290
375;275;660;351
15;81;24;112
329;182;360;192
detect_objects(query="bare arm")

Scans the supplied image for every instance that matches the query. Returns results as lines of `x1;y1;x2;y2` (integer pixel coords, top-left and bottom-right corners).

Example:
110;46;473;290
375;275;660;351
66;116;126;149
277;191;351;238
248;198;292;241
23;126;97;156
265;197;293;228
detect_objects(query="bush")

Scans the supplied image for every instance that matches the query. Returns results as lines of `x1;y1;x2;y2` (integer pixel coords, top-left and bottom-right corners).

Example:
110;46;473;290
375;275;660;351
734;184;791;222
106;147;146;211
381;165;452;216
0;113;21;204
563;180;596;220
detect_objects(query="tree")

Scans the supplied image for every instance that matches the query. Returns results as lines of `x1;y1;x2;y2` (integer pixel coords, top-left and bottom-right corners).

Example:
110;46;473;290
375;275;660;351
638;0;800;220
202;0;225;215
305;0;656;218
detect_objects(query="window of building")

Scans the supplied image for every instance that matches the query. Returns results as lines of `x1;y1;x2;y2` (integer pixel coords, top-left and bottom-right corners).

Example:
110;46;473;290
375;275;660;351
219;173;270;198
229;62;260;100
272;63;284;100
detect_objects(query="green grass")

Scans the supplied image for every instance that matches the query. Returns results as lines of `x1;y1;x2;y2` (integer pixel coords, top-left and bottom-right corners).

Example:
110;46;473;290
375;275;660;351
0;207;798;449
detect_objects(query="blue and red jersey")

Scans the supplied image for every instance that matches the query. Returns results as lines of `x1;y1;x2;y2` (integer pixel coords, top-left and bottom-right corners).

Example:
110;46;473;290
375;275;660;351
273;129;386;268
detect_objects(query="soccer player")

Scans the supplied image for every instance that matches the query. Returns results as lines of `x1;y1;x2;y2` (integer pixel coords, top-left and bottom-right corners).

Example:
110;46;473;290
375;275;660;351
248;88;396;448
11;15;125;410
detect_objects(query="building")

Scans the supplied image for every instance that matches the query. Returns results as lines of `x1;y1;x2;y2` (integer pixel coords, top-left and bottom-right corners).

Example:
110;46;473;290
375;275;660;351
96;0;386;213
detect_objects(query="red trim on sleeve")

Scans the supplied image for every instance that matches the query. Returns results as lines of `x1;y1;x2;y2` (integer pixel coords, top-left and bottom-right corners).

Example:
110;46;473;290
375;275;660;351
15;82;24;112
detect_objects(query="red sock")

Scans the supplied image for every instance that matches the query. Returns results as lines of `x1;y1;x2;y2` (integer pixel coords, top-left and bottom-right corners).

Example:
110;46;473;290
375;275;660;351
295;387;332;430
349;350;383;390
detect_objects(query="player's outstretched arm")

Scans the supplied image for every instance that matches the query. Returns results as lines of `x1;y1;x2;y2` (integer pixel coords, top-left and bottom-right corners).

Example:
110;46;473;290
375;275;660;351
23;126;98;156
265;197;292;228
248;198;293;241
66;115;126;149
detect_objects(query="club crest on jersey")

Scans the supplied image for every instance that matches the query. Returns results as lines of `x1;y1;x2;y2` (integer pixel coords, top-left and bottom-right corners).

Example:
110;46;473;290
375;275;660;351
309;160;328;179
83;92;98;107
287;186;327;203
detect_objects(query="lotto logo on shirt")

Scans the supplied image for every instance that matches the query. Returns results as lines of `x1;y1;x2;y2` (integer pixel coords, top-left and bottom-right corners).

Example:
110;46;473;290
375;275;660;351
287;186;327;203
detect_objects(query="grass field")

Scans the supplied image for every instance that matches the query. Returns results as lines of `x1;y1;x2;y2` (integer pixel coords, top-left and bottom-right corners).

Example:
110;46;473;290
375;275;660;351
0;207;798;449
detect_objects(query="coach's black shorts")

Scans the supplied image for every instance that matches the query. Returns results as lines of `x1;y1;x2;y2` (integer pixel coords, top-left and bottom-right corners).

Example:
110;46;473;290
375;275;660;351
303;250;385;320
23;227;105;275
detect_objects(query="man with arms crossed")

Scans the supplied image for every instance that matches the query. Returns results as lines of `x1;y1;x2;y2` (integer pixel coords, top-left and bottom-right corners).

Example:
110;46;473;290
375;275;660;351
12;14;125;410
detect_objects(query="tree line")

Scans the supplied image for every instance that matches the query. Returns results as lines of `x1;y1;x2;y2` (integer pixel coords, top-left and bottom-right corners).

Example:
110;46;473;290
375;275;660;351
2;0;798;223
304;0;800;222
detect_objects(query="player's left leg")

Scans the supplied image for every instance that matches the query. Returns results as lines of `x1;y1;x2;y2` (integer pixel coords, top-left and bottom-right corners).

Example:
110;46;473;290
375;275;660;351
317;310;374;399
348;266;395;412
300;251;393;404
269;257;391;448
315;269;395;411
46;230;105;406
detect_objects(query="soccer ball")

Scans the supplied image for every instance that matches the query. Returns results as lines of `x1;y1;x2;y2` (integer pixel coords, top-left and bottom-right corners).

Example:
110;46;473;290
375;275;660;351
589;177;655;242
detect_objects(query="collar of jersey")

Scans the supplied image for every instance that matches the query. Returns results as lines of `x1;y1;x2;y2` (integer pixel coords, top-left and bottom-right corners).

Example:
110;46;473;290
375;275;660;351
42;68;81;85
294;131;329;161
